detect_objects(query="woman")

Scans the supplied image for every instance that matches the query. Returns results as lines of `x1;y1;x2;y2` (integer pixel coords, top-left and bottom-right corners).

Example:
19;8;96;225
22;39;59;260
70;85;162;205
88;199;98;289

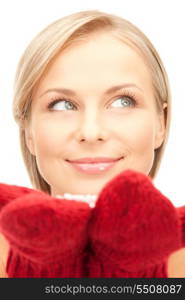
0;9;185;278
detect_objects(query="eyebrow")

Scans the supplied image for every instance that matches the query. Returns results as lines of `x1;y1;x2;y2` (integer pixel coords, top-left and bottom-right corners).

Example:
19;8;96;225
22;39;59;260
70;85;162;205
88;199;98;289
39;83;143;98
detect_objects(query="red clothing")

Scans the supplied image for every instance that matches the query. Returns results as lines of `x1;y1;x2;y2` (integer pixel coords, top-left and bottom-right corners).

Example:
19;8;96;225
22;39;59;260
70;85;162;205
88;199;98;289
0;169;184;278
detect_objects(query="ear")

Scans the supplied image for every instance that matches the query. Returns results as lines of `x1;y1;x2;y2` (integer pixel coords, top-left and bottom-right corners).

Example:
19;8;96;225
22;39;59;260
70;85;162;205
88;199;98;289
24;125;36;156
154;103;167;150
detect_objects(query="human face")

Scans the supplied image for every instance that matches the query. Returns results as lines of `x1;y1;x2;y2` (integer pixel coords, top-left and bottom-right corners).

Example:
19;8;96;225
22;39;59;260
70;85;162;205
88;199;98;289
25;33;166;196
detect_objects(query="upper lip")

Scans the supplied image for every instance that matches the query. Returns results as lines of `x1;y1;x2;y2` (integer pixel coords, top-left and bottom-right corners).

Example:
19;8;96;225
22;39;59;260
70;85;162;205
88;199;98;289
66;157;123;163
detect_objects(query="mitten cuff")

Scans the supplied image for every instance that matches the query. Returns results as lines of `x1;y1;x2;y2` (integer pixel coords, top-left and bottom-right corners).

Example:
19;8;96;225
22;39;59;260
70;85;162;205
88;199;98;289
6;248;87;278
87;251;168;278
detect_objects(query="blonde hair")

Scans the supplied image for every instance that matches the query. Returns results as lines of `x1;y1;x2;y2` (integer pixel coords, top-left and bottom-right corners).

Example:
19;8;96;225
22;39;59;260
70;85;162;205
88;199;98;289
13;10;171;194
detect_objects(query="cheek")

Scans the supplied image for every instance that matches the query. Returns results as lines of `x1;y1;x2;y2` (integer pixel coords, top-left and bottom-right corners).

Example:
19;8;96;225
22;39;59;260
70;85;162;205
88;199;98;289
117;112;156;153
30;119;66;183
32;119;64;157
118;112;156;174
130;121;155;151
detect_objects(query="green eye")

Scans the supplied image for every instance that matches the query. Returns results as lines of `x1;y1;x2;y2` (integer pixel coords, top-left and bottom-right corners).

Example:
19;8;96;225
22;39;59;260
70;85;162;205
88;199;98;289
48;99;77;110
111;96;136;108
48;94;137;111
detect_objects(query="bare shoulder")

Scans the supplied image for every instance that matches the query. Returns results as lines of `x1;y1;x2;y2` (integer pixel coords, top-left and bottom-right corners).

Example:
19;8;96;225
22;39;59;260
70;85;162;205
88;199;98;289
0;233;9;278
167;247;185;278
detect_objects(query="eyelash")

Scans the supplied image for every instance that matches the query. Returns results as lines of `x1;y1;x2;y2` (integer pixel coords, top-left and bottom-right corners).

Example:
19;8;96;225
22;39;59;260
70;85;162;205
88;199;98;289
47;90;138;111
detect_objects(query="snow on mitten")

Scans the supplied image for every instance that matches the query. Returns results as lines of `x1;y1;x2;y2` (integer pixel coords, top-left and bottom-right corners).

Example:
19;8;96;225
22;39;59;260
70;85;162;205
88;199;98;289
0;191;91;277
87;169;182;278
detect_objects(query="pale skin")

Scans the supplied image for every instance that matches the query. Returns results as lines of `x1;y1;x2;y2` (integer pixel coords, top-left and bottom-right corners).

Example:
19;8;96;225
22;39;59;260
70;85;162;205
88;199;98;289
26;34;166;197
0;33;184;277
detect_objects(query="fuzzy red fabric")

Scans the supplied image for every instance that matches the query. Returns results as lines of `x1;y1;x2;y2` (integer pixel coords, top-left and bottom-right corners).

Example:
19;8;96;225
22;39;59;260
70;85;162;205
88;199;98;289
0;185;91;277
87;170;182;277
0;169;184;278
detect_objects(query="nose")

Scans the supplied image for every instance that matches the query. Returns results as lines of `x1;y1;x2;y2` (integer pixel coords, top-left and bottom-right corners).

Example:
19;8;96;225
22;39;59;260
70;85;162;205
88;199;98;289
75;110;108;144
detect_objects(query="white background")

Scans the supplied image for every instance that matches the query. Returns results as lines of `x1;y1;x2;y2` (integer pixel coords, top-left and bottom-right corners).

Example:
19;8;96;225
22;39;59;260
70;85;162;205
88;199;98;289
0;0;184;206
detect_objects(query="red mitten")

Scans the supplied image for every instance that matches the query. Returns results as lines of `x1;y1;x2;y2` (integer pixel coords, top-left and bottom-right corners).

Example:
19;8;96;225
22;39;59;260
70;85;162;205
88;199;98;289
0;190;91;278
177;206;185;247
0;182;36;210
87;169;182;278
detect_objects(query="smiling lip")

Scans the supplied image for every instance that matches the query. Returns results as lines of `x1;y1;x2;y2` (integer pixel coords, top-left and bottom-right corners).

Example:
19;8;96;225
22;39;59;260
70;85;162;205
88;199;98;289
67;157;123;163
66;157;123;174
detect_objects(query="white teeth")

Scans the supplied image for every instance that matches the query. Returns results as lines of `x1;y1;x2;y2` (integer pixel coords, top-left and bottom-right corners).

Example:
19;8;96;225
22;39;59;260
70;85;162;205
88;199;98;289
78;163;109;170
99;166;105;170
82;166;105;170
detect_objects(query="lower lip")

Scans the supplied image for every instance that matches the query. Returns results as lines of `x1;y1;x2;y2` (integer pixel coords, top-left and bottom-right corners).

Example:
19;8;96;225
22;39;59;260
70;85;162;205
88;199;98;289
67;159;122;174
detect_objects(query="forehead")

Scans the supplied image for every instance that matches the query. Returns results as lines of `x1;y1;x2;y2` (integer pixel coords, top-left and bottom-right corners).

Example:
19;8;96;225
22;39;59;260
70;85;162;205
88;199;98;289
35;33;153;97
